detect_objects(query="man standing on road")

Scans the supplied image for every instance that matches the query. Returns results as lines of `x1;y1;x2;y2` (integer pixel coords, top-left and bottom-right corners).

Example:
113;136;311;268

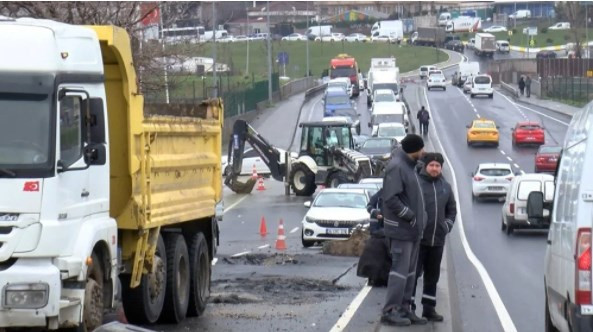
412;153;457;322
525;75;532;98
417;106;430;136
381;134;427;327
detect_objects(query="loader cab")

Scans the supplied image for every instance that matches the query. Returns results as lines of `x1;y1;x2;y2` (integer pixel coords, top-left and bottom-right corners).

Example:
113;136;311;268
299;122;354;166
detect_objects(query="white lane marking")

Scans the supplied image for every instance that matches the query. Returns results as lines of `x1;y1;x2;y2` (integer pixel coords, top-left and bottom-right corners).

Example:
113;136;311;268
500;150;506;155
224;195;249;214
211;258;218;266
495;91;569;126
257;244;270;249
513;163;520;169
307;97;324;122
506;156;513;162
520;170;526;175
329;283;372;332
423;88;518;332
290;227;300;234
231;251;251;258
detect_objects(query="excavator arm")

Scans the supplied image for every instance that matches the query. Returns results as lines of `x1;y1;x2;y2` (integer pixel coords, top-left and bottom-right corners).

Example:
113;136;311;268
225;120;287;193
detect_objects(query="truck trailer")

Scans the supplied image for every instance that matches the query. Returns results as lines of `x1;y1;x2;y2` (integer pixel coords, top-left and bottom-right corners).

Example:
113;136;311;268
0;18;221;330
411;27;446;47
474;33;496;57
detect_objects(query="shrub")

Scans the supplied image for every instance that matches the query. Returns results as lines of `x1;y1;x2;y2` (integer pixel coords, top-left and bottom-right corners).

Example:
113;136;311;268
546;38;554;44
463;32;469;39
541;27;548;34
512;28;518;35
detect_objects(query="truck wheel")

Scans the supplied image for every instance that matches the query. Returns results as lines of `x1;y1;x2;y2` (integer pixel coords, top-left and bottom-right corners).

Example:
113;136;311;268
290;163;317;196
122;234;167;324
327;171;349;188
81;252;104;332
161;234;190;323
186;233;210;317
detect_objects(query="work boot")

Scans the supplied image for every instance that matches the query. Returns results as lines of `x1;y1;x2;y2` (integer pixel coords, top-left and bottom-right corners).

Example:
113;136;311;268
381;310;411;326
403;308;428;325
423;305;444;322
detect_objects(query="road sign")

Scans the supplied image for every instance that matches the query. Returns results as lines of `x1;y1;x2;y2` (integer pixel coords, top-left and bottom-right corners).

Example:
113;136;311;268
527;27;538;36
277;52;289;65
508;30;513;36
529;38;536;47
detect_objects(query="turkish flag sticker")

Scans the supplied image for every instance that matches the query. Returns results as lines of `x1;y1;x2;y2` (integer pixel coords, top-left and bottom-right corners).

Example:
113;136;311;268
23;181;40;192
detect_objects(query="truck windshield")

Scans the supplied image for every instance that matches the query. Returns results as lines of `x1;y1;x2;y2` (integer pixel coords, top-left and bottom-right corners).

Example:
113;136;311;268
0;92;51;168
331;67;356;78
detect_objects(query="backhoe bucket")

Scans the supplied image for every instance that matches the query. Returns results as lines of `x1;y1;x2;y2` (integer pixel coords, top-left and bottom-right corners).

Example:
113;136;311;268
225;175;257;194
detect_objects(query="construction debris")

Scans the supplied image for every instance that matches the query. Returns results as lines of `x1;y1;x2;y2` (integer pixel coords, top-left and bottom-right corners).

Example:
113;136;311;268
321;228;370;257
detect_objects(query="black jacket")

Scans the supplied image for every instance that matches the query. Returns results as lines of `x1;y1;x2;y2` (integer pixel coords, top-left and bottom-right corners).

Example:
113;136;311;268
417;109;430;124
382;149;427;241
418;168;457;247
367;188;384;234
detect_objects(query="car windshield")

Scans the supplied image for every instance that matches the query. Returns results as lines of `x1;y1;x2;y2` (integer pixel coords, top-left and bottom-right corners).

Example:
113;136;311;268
331;67;356;78
539;146;562;154
374;114;404;123
362;139;392;148
374;94;396;102
474;122;495;129
475;76;491;84
378;126;406;138
326;95;350;105
480;168;511;176
329;82;348;90
373;83;398;95
313;192;368;208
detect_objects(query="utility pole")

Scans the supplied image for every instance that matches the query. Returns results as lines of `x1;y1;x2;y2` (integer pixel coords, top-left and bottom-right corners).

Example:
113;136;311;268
245;1;250;75
306;1;310;77
267;0;273;104
159;3;170;104
587;3;589;58
212;1;218;97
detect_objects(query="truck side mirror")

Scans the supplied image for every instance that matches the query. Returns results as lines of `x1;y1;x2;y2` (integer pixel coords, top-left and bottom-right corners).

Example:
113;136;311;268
526;191;544;220
84;143;107;166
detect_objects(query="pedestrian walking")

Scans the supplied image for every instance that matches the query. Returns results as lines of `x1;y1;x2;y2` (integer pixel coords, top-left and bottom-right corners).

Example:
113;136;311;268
380;134;428;327
518;76;525;96
417;106;430;136
525;75;532;98
412;153;457;322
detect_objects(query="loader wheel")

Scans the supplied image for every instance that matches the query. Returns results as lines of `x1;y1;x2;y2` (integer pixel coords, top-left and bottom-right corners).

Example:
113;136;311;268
161;234;190;323
327;171;349;188
122;234;167;324
290;163;317;196
186;233;210;317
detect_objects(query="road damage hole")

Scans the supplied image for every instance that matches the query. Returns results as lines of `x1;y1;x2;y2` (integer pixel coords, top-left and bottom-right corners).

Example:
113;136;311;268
222;253;300;266
211;277;350;305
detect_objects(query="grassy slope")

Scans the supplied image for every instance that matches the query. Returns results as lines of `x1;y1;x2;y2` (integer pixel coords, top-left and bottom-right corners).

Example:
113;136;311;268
460;24;593;47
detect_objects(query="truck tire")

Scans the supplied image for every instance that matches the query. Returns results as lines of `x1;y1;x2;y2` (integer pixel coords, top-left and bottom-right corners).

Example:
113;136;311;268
290;163;317;196
122;235;167;324
81;252;104;332
161;234;190;323
186;233;210;317
327;171;349;188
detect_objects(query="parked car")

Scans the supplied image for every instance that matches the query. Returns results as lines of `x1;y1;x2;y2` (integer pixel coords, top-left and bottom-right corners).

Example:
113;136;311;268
445;40;465;52
282;33;307;41
345;33;368;42
419;65;437;79
509;9;531;19
371;35;395;43
549;22;571;30
427;73;447;91
319;33;345;42
496;40;510;53
536;50;557;59
217;35;236;43
534;145;562;173
483;25;508;33
501;173;555;234
512;122;545;146
471;163;515;200
234;35;249;42
301;189;371;247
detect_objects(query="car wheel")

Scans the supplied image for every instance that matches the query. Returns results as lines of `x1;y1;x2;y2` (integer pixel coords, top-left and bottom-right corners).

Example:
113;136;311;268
494;142;499;148
467;140;472;147
301;230;315;248
443;87;447;91
470;94;475;98
489;94;494;99
505;223;514;235
501;217;507;231
427;87;431;91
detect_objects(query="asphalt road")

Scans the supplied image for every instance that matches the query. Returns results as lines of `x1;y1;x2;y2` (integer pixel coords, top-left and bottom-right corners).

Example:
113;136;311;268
422;76;569;332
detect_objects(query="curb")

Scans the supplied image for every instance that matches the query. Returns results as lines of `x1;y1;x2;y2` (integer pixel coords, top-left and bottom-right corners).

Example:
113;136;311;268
496;86;577;118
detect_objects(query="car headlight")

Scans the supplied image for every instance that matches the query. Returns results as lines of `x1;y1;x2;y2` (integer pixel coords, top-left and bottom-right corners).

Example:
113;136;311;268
305;216;316;223
3;283;49;309
381;153;391;160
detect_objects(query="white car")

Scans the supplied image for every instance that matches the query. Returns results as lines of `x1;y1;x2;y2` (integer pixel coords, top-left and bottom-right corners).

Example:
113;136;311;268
282;33;306;41
501;173;554;235
221;146;269;176
468;38;476;49
345;33;368;42
234;35;249;42
483;25;507;33
496;40;510;53
373;89;398;104
301;189;371;247
328;78;353;97
217;35;236;43
470;74;493;98
359;177;383;189
319;33;345;42
549;22;570;30
371;35;394;43
419;65;437;79
376;122;407;143
471;163;515;200
427;74;446;91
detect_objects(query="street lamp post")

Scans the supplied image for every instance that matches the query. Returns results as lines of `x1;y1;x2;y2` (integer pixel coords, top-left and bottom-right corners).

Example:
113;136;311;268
306;1;310;77
267;0;273;105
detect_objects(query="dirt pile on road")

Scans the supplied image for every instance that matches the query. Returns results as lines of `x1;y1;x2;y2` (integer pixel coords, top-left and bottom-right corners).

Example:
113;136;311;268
321;228;370;257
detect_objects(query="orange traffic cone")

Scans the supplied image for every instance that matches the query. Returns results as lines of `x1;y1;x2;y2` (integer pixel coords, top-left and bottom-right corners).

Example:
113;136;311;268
251;164;258;179
259;216;268;236
275;219;287;250
256;176;266;191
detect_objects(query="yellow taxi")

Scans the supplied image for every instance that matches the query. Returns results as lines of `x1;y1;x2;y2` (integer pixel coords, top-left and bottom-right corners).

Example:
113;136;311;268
466;118;500;147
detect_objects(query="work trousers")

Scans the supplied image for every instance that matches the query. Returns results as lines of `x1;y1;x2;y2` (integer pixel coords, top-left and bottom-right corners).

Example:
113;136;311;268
383;238;420;313
420;122;429;136
413;245;445;310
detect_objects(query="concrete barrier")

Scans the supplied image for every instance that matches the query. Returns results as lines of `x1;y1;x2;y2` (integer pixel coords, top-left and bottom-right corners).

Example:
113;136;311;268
500;81;519;98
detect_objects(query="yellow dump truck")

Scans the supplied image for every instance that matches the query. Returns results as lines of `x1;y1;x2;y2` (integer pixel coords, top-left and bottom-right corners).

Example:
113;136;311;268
0;19;221;330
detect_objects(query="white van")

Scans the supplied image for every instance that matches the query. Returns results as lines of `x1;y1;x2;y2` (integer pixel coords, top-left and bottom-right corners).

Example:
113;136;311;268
509;9;531;19
470;74;493;99
438;13;452;27
527;102;593;331
501;173;555;234
496;40;510;53
369;102;409;135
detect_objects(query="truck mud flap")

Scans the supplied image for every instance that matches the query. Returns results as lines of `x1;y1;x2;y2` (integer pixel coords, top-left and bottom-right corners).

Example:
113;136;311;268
225;176;257;194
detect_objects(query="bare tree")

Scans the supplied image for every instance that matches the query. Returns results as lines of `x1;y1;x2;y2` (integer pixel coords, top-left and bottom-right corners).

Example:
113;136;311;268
557;1;586;58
